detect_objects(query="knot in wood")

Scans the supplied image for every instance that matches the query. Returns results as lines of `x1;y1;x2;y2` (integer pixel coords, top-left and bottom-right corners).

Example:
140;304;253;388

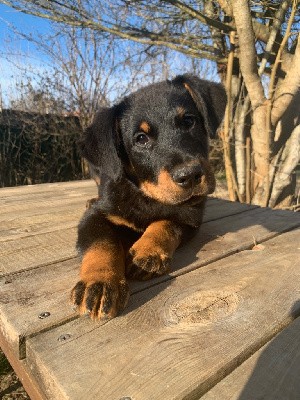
165;289;239;326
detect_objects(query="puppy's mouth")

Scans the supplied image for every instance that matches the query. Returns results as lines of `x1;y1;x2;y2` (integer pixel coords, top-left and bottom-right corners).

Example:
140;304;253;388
175;193;206;206
140;161;215;205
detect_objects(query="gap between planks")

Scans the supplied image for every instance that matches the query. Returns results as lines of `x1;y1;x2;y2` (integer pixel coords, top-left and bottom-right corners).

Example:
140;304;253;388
0;199;259;274
5;221;300;361
1;203;299;360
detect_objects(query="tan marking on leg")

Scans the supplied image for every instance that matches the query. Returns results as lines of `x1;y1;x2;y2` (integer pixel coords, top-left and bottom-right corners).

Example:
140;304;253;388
80;242;125;283
86;197;99;209
137;220;182;256
127;220;182;279
76;242;128;318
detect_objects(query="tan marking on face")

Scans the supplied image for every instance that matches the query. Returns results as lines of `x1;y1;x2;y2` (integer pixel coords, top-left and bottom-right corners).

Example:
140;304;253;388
193;158;216;196
139;121;151;133
176;106;186;118
184;82;198;104
140;160;215;204
107;215;143;232
140;169;185;204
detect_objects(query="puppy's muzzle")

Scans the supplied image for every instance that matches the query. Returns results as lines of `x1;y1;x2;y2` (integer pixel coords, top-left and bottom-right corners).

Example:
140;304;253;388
171;164;203;189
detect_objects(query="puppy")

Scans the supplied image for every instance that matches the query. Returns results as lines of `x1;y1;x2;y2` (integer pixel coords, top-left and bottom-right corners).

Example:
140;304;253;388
71;74;227;320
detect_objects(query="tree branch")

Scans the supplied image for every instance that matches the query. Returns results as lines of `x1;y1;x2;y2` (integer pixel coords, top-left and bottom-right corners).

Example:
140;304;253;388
0;0;226;62
258;0;292;76
216;0;233;17
167;0;235;32
271;33;300;127
269;124;300;207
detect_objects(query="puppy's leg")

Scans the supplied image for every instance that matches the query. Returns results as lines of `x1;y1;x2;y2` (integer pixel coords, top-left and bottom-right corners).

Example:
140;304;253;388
71;209;129;320
126;220;183;280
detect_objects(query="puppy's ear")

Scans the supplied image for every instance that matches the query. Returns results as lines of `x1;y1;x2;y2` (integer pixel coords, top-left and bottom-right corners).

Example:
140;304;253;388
79;106;123;179
172;74;227;138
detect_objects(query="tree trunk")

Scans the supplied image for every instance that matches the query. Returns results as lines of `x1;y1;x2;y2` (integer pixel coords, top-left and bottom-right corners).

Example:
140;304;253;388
251;104;270;205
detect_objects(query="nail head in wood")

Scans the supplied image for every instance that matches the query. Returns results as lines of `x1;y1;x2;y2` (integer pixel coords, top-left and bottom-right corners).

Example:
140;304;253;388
38;311;50;319
57;334;71;342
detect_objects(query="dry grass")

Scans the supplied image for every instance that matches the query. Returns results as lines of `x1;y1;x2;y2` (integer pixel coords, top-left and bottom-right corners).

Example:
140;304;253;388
0;350;30;399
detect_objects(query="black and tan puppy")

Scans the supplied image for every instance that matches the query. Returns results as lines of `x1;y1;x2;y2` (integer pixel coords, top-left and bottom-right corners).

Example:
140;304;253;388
71;74;227;320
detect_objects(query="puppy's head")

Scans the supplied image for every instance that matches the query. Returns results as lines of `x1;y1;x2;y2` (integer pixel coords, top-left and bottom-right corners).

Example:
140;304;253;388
81;74;226;205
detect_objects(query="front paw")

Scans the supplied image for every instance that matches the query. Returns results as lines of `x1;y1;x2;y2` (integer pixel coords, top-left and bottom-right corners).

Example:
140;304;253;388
126;246;171;281
70;278;129;320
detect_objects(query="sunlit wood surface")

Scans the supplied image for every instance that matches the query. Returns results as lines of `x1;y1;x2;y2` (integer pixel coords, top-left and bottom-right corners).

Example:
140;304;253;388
1;180;299;400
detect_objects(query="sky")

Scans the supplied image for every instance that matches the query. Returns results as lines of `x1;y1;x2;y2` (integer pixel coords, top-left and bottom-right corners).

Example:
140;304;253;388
0;2;219;108
0;3;53;104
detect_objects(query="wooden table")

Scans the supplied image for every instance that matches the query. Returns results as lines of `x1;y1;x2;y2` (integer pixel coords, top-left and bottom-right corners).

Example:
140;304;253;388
1;180;300;400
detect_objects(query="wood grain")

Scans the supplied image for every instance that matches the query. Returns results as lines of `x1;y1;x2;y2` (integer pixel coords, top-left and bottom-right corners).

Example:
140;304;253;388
0;228;78;274
1;180;300;400
25;229;300;400
0;179;96;198
202;317;300;400
0;203;299;358
0;182;97;220
0;257;80;357
0;196;259;274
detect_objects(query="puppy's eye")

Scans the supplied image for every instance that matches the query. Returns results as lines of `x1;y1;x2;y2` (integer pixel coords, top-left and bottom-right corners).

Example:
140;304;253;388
135;133;149;146
181;115;196;129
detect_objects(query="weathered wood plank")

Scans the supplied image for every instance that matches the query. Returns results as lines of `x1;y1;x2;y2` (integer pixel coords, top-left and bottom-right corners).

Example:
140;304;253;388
0;198;260;273
24;229;300;400
0;330;44;400
0;189;252;232
0;207;299;358
0;197;250;242
0;256;80;358
204;197;258;222
0;207;81;241
202;316;300;400
0;183;97;219
0;179;95;198
164;205;300;279
0;227;78;274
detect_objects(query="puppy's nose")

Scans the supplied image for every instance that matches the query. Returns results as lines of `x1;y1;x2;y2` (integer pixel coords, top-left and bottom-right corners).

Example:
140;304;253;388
171;165;203;189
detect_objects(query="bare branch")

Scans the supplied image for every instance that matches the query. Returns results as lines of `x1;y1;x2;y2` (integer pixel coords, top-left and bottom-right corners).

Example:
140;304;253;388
0;0;226;62
167;0;235;32
221;31;243;202
216;0;233;16
258;0;292;76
